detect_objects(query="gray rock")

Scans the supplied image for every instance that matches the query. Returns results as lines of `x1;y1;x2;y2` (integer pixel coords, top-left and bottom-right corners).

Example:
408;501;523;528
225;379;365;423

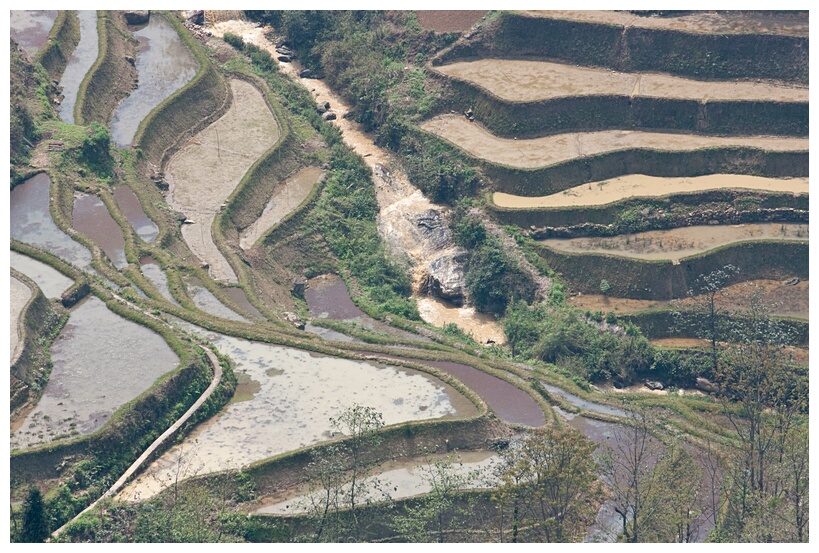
282;311;305;330
185;10;204;25
695;377;719;393
299;69;312;78
277;55;292;63
645;380;664;391
425;249;468;303
123;11;150;25
415;210;452;251
322;111;337;121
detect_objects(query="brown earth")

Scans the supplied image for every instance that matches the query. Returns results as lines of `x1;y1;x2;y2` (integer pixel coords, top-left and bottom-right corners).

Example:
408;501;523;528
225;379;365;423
415;10;489;33
420;114;808;169
435;59;808;103
569;278;808;320
10;275;33;365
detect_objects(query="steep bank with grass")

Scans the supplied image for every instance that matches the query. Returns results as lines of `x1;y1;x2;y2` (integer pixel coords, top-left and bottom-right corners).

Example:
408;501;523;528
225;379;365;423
34;10;81;81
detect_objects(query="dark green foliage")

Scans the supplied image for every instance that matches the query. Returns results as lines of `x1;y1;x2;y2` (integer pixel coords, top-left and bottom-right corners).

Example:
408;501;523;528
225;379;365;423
20;487;50;543
222;32;244;50
78;122;113;178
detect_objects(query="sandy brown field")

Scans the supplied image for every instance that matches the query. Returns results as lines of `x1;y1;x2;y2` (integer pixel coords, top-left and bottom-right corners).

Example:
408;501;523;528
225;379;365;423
421;114;808;169
435;59;808;103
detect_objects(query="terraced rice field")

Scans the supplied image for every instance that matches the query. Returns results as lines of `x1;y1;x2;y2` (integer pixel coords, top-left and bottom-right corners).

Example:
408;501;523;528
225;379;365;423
72;193;127;269
117;331;474;502
166;78;280;282
56;10;98;124
538;223;808;261
239;166;324;250
493;174;808;208
10;275;33;365
113;186;158;242
10;10;58;56
421;114;807;169
436;60;808;104
10;251;74;299
10;296;179;448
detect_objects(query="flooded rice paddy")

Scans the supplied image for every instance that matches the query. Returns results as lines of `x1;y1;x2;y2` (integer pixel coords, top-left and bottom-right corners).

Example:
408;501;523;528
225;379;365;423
10;172;93;271
56;10;99;124
10;251;74;299
538;223;808;261
117;330;471;502
436;59;807;104
72;192;127;268
421;114;808;169
10;10;58;57
416;296;505;345
109;14;198;147
493;174;808;208
239;166;324;250
113;186;158;242
540;383;629;418
10;275;33;364
186;278;249;322
223;287;265;320
139;257;180;305
10;296;179;448
166;78;281;282
255;450;499;515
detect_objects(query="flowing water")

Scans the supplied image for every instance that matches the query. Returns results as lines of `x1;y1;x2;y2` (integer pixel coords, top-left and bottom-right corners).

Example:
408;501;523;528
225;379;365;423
10;251;74;298
10;296;179;447
10;172;93;271
113;186;158;242
109;13;198;147
10;10;58;57
72;192;127;269
56;10;99;124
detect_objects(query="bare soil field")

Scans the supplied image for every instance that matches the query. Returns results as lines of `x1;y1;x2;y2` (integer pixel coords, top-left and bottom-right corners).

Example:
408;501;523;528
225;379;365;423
239;166;324;250
10;275;32;365
493;174;808;208
569;279;809;320
421;114;808;169
166;78;280;282
415;10;488;33
435;59;808;103
516;10;808;36
539;223;808;261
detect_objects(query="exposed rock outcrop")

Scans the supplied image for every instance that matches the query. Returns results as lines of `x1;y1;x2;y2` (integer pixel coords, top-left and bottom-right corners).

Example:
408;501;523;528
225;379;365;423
123;11;150;26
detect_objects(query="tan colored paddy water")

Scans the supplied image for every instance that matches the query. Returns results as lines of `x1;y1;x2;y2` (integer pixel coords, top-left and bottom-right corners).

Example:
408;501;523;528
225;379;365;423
493;174;808;208
117;332;472;502
420;114;808;169
10;251;74;299
416;296;505;345
166;78;280;282
254;450;499;515
10;275;32;365
436;60;807;103
239;166;324;250
539;223;808;261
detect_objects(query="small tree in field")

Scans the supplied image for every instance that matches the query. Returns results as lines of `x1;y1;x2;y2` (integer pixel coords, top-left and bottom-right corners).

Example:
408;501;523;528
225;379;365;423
20;486;50;543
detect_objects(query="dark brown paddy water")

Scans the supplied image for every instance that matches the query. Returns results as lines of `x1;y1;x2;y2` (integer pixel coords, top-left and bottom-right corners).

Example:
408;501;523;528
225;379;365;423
73;193;127;268
113;186;158;242
187;277;249;322
109;14;198;147
10;10;58;57
10;173;93;270
56;10;99;124
10;296;179;448
224;287;265;320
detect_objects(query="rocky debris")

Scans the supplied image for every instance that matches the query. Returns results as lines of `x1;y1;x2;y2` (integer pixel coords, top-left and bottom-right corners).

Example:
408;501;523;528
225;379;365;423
148;165;168;190
464;107;475;121
783;277;801;286
276;46;294;57
184;21;211;42
323;101;331;110
316;104;327;114
322;111;337;121
423;249;468;304
645;380;664;391
299;69;312;78
282;311;305;330
291;277;307;299
183;219;196;225
695;377;720;393
124;55;136;66
277;55;292;63
415;209;453;251
184;10;204;26
123;11;150;25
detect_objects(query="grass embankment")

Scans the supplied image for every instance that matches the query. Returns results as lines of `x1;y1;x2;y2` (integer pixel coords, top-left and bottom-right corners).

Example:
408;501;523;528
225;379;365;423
34;10;81;81
74;11;137;126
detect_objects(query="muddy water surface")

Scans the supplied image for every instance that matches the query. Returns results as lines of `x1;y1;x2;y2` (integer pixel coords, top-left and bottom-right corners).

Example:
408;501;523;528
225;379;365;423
117;329;469;502
56;10;99;123
494;174;808;208
417;296;505;344
422;114;808;169
113;186;158;242
10;10;58;57
10;251;74;298
10;296;179;448
436;59;808;103
255;450;499;515
139;257;180;305
73;193;127;268
10;275;33;364
541;383;629;418
167;78;280;282
224;287;264;320
10;172;93;271
539;223;808;261
187;278;249;322
109;14;198;147
240;167;324;250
